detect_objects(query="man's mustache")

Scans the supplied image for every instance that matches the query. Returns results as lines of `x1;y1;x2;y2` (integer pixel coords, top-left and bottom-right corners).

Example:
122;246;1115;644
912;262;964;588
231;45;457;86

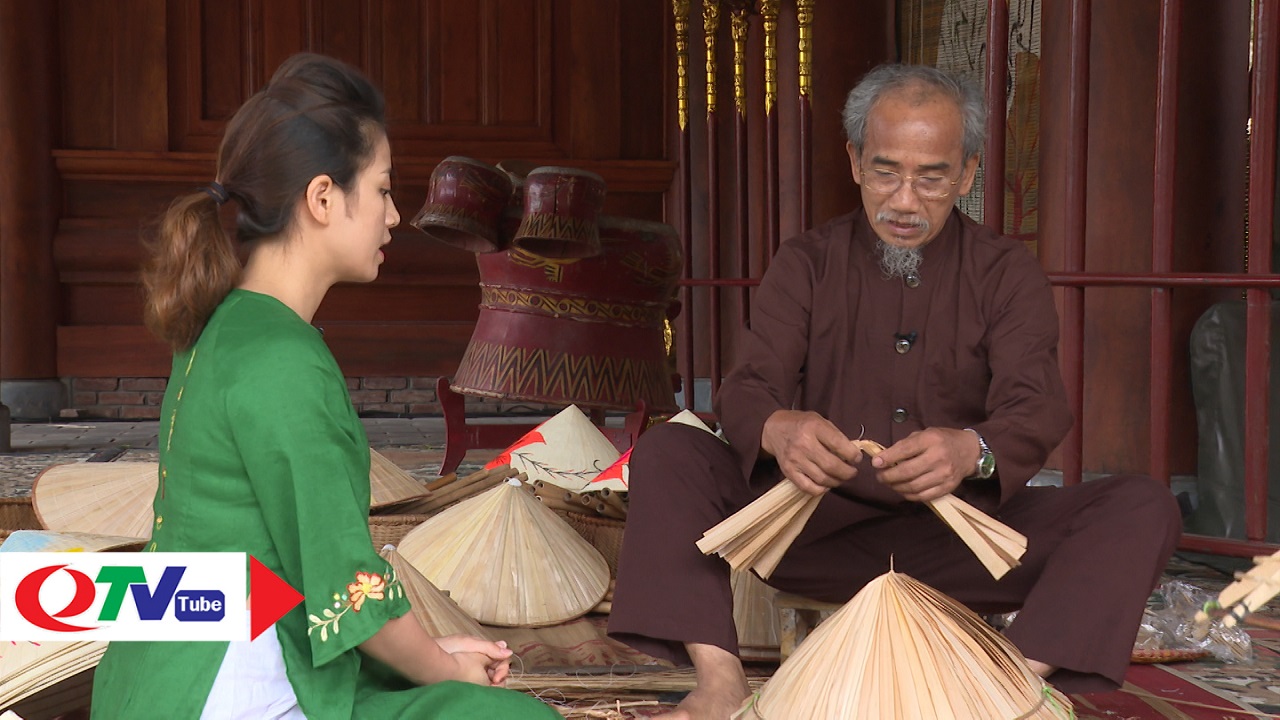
876;211;930;232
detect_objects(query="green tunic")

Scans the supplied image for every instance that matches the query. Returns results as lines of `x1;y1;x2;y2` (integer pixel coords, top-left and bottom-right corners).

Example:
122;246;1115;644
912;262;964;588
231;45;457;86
91;290;557;719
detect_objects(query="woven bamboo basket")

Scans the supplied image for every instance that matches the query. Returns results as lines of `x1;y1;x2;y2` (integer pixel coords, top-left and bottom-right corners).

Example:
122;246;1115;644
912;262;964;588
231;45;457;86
0;496;40;532
556;510;626;576
368;514;429;549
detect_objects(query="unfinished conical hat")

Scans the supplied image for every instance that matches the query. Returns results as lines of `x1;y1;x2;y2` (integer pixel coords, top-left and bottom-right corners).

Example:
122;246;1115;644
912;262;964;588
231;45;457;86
31;463;156;539
397;479;609;627
0;530;146;553
378;545;491;639
741;569;1073;719
483;405;619;491
732;569;780;652
369;449;431;510
0;641;106;712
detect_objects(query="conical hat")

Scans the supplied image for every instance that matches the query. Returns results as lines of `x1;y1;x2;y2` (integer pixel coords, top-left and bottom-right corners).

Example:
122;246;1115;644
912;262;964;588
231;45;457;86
378;545;490;639
743;570;1073;719
732;569;780;652
667;409;718;436
484;406;619;491
582;448;631;492
397;479;609;627
369;450;431;510
31;463;156;539
0;530;146;553
0;641;106;712
582;410;718;492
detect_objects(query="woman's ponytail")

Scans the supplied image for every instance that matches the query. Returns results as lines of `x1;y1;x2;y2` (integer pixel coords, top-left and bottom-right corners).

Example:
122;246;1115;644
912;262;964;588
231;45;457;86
142;191;241;351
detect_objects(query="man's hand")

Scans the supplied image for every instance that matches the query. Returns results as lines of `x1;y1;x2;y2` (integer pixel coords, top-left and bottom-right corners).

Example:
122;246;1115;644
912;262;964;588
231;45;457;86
871;427;980;502
761;410;863;495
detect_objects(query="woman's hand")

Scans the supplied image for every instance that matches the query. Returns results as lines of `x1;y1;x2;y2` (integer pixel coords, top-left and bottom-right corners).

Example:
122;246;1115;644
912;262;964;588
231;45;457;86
436;635;513;686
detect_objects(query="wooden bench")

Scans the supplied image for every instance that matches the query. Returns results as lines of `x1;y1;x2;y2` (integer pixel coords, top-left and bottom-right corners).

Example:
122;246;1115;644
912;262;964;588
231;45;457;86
774;592;842;661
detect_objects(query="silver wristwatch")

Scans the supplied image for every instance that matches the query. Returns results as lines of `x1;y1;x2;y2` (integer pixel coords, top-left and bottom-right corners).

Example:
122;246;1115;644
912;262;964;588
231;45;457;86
965;428;996;479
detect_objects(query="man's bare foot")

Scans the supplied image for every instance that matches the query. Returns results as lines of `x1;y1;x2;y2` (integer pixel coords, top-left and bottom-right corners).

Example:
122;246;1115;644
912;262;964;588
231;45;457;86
655;643;751;720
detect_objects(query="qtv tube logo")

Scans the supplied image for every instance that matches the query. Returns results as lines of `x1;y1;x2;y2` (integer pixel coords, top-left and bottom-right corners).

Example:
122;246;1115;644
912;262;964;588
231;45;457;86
0;553;256;642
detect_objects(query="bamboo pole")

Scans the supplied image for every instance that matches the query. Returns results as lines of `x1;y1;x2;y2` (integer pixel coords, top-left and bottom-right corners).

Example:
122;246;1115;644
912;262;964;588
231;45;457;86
761;0;781;261
704;0;723;396
797;0;815;231
731;3;751;328
673;0;695;411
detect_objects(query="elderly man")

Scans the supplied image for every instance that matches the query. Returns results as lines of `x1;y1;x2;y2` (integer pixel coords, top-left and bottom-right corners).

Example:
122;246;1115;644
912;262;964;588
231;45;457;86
608;64;1182;719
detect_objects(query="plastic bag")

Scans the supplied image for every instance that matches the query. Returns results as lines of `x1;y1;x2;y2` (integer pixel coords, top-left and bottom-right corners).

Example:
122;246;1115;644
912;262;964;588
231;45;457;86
1143;578;1253;663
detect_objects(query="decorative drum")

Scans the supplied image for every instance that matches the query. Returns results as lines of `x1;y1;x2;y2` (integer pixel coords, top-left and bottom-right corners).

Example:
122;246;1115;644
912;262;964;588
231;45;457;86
511;166;607;259
452;215;683;413
411;156;514;253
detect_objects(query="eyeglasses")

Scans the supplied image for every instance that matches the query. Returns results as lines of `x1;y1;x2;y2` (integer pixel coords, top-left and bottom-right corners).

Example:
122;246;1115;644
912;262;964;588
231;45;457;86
858;166;962;199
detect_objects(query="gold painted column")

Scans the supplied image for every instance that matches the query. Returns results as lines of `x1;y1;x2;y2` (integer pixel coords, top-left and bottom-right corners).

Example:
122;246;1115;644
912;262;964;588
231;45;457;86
0;0;62;420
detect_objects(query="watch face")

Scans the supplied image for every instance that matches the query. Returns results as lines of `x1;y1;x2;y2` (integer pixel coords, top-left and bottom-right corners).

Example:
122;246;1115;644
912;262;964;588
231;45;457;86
978;452;996;479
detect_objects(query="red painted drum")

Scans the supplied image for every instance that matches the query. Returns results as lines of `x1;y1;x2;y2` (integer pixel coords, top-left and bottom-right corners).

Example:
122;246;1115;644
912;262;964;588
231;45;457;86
511;166;606;259
451;215;682;413
411;156;514;253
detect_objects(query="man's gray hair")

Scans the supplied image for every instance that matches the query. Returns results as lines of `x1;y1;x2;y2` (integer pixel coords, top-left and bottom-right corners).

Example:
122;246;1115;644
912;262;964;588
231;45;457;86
842;64;986;160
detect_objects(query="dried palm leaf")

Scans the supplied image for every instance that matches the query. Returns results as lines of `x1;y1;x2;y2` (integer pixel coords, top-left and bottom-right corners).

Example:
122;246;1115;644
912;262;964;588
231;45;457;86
698;440;1027;580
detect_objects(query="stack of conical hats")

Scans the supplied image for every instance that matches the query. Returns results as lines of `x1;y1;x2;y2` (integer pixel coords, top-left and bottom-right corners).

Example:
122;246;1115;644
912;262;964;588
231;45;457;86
369;449;431;510
486;405;619;491
0;641;106;714
31;462;156;539
378;545;490;639
0;530;145;553
740;570;1073;719
397;479;609;627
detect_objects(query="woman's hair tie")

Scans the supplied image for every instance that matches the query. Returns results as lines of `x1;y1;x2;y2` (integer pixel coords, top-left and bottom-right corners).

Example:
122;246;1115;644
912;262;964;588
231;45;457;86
203;181;229;205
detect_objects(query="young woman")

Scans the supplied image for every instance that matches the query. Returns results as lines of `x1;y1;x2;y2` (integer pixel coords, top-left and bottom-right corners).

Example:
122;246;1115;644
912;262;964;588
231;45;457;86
90;53;559;719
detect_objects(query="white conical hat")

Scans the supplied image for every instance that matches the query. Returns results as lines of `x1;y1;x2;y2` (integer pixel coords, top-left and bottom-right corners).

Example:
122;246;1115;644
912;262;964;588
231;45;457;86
581;448;630;492
378;545;490;640
0;641;106;713
742;570;1073;719
484;406;619;491
733;569;780;653
581;410;719;492
0;530;146;553
31;463;156;540
667;409;717;436
397;479;609;627
369;449;431;510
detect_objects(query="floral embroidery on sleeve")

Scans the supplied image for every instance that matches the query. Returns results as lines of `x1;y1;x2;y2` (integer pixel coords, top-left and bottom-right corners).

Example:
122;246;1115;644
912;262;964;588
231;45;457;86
307;567;403;642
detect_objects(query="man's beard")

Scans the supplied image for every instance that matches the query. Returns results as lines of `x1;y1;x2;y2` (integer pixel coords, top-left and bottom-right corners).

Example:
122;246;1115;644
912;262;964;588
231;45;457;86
877;239;923;279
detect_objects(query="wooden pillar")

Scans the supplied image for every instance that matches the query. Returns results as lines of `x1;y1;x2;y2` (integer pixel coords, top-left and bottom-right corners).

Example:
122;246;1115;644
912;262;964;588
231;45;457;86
0;0;61;419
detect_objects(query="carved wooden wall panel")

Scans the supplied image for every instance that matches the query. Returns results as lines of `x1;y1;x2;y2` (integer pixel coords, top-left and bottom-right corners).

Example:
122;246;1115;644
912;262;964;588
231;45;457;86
49;0;674;379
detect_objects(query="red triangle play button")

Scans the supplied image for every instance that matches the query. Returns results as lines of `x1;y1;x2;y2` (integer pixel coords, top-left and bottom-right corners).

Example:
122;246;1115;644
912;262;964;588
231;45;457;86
249;556;304;640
